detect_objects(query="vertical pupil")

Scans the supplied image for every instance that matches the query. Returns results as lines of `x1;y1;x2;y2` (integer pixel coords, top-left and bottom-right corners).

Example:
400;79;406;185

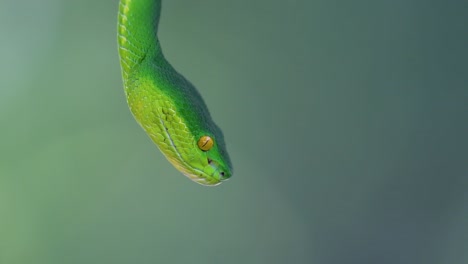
198;136;214;151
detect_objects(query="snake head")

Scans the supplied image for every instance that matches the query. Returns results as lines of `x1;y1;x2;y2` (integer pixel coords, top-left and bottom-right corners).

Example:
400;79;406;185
124;55;232;186
162;133;232;186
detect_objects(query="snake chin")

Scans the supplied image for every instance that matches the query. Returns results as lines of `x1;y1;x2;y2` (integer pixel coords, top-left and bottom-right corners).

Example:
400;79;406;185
180;159;231;186
208;160;230;181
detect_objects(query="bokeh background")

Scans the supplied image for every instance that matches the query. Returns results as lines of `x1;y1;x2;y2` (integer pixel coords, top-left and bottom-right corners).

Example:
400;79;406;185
0;0;467;263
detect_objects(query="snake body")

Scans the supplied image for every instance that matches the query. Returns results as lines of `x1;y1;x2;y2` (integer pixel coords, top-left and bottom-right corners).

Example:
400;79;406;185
117;0;232;186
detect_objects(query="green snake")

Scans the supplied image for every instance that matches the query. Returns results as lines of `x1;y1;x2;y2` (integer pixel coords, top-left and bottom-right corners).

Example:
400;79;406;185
117;0;232;186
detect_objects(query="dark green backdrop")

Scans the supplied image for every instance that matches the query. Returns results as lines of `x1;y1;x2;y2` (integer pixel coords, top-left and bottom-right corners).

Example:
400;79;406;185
0;0;466;263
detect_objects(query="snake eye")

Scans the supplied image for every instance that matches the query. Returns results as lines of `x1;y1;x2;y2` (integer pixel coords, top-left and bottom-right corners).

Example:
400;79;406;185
198;136;214;151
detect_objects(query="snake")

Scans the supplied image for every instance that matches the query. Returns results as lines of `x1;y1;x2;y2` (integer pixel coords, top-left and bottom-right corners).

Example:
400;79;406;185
117;0;232;186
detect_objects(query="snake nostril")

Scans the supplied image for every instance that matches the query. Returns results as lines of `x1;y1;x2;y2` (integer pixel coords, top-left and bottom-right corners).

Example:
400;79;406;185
220;172;225;177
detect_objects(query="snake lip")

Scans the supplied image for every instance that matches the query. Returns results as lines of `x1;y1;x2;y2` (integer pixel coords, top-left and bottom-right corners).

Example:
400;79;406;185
204;159;228;182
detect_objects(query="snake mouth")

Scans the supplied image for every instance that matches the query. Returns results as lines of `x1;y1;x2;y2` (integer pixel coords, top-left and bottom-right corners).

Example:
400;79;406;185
208;159;230;181
183;160;230;186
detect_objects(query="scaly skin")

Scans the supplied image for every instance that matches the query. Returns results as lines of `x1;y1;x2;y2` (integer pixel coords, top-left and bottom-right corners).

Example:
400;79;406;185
117;0;232;186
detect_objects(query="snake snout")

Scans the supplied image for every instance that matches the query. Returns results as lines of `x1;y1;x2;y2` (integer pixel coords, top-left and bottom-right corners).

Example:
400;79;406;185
207;160;231;181
219;170;231;181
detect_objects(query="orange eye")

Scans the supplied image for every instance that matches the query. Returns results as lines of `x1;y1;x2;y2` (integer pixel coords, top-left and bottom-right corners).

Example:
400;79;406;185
198;136;214;151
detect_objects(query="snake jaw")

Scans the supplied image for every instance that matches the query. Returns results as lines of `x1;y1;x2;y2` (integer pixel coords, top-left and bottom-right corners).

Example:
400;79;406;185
207;159;230;181
166;154;228;186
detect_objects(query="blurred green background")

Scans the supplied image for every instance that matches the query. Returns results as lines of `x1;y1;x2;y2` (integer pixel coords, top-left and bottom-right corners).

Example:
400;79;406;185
0;0;467;263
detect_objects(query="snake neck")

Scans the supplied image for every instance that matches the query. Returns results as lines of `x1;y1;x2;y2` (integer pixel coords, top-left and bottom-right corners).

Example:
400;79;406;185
118;0;163;78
